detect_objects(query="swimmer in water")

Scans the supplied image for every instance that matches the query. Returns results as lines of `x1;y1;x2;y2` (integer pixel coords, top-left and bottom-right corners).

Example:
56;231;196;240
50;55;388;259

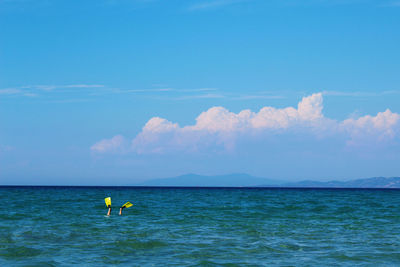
119;202;133;215
105;197;132;216
105;197;112;216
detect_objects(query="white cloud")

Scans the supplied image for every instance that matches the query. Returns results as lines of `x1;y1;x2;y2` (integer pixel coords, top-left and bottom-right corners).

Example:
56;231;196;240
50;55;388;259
341;109;400;145
21;84;105;91
114;88;173;93
91;135;127;154
0;88;37;97
0;84;223;99
92;93;400;154
185;93;325;133
0;84;105;98
142;117;179;133
0;88;21;95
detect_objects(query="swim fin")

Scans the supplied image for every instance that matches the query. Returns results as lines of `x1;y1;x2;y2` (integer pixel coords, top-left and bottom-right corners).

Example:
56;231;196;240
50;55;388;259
121;202;133;209
105;197;111;208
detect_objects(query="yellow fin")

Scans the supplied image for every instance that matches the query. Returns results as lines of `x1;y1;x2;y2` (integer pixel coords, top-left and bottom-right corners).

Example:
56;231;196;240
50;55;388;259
105;197;111;207
122;202;133;208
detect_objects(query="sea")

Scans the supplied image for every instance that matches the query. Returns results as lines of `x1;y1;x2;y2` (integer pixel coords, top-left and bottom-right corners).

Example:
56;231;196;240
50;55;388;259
1;186;400;266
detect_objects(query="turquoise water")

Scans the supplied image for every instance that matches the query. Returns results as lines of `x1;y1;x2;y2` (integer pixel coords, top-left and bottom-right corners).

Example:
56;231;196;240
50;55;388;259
1;187;400;266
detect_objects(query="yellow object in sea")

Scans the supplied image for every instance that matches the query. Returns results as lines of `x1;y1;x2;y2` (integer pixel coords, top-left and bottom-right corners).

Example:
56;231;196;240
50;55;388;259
105;197;111;208
122;202;133;208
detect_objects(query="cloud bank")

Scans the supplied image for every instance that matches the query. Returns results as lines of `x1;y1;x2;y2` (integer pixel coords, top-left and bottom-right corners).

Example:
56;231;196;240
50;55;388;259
91;93;400;154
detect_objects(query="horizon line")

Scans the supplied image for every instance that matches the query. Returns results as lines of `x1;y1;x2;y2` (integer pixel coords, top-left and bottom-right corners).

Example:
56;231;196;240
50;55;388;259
1;185;400;190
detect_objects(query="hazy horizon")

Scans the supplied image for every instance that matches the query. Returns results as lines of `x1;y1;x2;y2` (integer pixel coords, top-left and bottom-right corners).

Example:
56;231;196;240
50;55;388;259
2;173;399;187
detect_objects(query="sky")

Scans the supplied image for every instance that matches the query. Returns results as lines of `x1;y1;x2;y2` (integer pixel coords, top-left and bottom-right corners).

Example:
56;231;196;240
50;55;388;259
1;0;400;185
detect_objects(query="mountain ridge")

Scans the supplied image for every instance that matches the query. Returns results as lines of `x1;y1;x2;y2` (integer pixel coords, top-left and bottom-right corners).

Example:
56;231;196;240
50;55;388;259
280;176;400;188
140;174;400;188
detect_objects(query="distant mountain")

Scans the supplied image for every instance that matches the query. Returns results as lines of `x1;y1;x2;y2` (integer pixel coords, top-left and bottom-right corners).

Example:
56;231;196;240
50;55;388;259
281;177;400;188
140;173;281;187
141;174;400;188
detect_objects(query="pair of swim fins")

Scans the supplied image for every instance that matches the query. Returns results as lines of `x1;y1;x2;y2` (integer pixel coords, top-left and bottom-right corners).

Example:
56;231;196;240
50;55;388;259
104;197;133;209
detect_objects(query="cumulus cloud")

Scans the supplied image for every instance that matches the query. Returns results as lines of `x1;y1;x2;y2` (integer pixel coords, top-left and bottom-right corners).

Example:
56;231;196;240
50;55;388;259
92;93;400;154
188;93;325;132
91;135;127;154
341;109;400;145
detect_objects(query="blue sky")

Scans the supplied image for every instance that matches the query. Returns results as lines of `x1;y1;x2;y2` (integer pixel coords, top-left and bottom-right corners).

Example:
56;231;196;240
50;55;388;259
1;0;400;185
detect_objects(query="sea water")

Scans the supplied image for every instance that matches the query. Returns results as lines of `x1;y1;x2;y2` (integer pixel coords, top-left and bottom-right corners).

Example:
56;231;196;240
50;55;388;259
1;187;400;266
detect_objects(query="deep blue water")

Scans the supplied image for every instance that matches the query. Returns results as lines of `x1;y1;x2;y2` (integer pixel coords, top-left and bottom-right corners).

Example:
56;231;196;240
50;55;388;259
1;186;400;266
